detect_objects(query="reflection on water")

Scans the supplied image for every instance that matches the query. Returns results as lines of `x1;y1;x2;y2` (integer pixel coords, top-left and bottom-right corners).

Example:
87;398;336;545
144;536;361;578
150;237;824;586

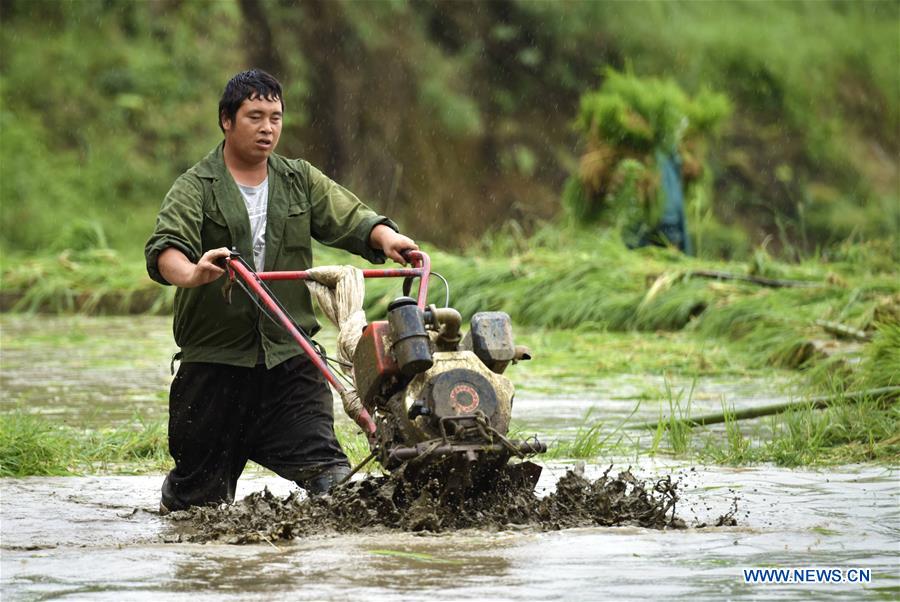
2;316;897;600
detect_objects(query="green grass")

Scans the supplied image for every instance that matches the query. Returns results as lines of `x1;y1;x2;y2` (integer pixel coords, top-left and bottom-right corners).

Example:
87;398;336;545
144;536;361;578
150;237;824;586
335;422;377;469
523;378;898;467
855;322;900;390
1;2;240;252
662;380;696;456
640;385;900;467
3;1;896;255
719;399;751;462
579;1;900;249
5;227;897;359
542;406;638;461
514;327;776;387
0;412;379;478
1;247;172;314
3;389;896;477
0;413;170;476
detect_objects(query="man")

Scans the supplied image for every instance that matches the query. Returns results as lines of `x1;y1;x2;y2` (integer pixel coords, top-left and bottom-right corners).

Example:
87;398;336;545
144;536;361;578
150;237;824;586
145;69;417;513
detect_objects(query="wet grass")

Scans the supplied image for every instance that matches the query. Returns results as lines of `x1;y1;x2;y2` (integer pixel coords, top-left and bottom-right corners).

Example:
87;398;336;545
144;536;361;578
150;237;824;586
514;327;773;383
707;393;900;466
3;389;896;477
3;230;896;388
543;375;899;467
334;423;377;470
719;400;751;461
0;413;377;478
853;322;900;390
650;380;697;456
641;384;900;467
542;406;639;461
0;248;172;314
0;413;170;476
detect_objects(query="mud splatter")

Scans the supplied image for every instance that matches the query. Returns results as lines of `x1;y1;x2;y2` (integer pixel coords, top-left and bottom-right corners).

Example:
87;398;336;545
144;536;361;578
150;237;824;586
713;498;740;527
165;466;693;544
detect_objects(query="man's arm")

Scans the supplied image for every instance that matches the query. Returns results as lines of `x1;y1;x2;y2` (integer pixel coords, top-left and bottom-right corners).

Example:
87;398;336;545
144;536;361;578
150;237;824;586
145;174;207;285
302;162;416;264
158;247;232;288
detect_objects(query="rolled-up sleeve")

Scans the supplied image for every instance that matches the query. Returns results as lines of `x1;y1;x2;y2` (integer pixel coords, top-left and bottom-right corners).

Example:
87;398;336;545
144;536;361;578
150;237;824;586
304;163;398;264
144;174;204;285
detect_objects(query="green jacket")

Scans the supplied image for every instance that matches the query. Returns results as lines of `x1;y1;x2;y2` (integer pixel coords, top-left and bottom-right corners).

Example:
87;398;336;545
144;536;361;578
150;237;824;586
145;143;396;368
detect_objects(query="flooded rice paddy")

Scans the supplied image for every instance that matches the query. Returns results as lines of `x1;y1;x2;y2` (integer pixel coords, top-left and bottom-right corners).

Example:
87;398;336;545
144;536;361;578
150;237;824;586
0;315;784;430
2;316;898;600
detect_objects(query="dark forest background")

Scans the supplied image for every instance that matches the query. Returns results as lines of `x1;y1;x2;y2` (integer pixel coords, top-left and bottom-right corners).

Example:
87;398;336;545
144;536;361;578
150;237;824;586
1;0;897;258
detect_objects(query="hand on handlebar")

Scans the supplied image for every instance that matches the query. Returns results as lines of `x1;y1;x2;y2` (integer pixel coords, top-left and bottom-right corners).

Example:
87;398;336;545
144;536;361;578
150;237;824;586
193;247;231;285
370;224;419;265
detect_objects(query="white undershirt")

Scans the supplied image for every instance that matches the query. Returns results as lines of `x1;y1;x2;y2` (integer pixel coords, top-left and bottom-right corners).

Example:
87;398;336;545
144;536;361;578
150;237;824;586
237;177;269;270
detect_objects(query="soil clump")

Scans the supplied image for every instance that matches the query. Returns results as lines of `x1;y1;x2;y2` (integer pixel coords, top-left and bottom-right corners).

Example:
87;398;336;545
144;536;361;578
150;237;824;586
165;466;692;544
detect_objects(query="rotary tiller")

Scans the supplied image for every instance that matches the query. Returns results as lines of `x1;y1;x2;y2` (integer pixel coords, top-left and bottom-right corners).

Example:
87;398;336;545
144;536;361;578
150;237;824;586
223;250;546;494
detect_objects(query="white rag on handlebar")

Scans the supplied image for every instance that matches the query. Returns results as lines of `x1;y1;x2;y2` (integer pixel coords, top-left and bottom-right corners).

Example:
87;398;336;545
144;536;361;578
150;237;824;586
304;265;367;423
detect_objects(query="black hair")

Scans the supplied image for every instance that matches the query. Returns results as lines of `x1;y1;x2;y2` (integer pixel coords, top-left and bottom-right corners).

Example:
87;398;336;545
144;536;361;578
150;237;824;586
217;69;284;132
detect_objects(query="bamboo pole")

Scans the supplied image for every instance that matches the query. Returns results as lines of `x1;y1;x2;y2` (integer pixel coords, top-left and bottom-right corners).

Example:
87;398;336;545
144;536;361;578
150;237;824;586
815;319;872;342
631;386;900;430
686;269;823;288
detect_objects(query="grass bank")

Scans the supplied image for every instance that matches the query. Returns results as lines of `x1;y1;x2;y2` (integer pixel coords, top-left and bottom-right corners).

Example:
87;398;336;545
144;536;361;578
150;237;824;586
534;389;900;467
542;326;900;467
5;229;896;390
0;248;171;314
3;2;897;252
0;413;170;476
0;413;374;478
1;227;897;474
6;385;895;477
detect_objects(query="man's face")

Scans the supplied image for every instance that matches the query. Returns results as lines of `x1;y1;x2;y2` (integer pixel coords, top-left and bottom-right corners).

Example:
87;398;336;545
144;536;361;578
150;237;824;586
222;94;283;164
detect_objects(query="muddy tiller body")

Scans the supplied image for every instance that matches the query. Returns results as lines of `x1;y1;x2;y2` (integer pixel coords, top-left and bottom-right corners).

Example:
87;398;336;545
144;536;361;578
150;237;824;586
223;250;546;493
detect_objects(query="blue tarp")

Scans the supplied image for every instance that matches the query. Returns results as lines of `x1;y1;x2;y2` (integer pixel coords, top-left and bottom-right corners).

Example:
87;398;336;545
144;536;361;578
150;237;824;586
655;147;692;254
629;148;692;254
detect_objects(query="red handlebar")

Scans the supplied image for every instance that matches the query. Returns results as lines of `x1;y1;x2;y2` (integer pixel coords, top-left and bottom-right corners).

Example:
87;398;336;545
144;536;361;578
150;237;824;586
223;250;432;436
252;250;431;309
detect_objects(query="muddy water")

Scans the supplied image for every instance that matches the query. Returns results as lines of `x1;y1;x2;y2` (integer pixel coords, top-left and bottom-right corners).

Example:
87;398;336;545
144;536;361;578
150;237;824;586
1;316;176;425
3;465;898;600
510;374;781;440
2;316;899;599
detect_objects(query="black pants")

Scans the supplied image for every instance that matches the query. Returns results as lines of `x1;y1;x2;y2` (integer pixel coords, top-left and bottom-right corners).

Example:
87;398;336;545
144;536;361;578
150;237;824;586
161;355;349;511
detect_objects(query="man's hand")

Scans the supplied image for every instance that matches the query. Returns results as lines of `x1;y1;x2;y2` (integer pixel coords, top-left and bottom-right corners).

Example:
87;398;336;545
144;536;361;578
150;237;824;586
158;247;231;288
369;224;419;265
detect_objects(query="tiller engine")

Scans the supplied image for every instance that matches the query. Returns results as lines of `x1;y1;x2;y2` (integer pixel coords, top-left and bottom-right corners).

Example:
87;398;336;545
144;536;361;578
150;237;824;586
223;250;546;495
